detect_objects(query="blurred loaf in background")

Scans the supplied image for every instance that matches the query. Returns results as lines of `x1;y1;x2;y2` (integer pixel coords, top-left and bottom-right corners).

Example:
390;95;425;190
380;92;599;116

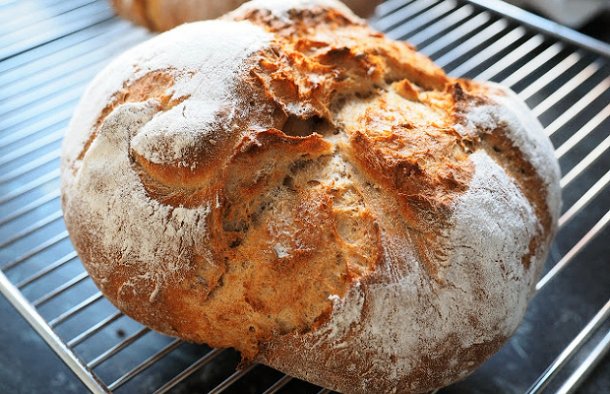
111;0;381;31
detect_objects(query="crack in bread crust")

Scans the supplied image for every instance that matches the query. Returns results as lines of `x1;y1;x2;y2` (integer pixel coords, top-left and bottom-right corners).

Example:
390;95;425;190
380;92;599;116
451;82;554;269
75;70;187;164
202;130;381;358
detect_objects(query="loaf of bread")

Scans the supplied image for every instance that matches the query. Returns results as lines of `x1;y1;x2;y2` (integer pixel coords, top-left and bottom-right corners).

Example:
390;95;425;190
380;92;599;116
61;0;561;392
111;0;380;31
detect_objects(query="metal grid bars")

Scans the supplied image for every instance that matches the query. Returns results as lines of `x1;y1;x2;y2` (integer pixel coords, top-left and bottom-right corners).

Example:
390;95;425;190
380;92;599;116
1;0;609;392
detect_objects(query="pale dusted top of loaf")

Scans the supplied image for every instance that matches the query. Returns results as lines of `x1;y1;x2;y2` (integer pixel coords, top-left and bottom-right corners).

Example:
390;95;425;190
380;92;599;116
62;0;561;392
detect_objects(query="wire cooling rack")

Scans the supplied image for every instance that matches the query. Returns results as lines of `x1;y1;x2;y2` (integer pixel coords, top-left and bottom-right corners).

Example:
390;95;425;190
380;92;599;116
0;0;609;392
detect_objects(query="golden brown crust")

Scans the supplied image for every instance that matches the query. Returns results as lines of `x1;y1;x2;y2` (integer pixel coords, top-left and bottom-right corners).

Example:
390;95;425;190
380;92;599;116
63;1;561;392
197;128;382;358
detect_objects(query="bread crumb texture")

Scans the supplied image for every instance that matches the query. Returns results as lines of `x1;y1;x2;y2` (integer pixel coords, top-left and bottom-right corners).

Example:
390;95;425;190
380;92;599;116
61;0;561;392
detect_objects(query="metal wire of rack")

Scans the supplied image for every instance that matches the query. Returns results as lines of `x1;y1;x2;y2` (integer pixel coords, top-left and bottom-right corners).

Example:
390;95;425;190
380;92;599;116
0;0;608;393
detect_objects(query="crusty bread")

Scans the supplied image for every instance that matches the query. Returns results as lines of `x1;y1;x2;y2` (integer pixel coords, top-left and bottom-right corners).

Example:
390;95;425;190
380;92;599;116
61;0;561;392
110;0;248;31
111;0;380;31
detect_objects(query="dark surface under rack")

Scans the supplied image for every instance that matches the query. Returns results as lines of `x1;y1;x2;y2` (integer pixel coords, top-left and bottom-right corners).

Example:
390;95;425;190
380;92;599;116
0;0;609;393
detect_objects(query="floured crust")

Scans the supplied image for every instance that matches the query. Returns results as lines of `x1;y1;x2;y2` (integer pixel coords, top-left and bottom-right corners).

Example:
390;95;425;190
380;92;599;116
61;0;561;392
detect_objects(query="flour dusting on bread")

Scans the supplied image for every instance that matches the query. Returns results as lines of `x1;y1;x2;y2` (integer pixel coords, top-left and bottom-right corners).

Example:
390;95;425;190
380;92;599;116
259;152;542;393
455;83;561;223
64;20;272;169
66;101;212;284
61;0;561;392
